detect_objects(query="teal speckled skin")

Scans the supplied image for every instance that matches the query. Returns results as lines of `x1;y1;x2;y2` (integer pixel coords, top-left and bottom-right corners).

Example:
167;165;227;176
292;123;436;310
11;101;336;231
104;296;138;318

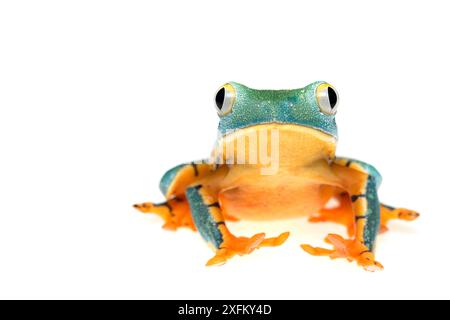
362;175;380;251
186;186;223;248
218;81;338;138
159;163;185;197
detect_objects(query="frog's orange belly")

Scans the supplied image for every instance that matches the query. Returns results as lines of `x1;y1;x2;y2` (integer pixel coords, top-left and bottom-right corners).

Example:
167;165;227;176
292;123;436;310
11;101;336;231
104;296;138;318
219;182;329;221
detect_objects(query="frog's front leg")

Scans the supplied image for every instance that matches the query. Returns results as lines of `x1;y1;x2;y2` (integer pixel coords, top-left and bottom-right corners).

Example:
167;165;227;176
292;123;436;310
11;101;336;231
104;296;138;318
186;185;289;266
302;158;384;271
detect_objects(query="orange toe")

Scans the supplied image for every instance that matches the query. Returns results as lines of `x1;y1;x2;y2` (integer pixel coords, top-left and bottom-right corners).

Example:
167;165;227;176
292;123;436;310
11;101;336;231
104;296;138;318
206;250;234;266
225;233;266;254
397;208;420;221
302;233;383;271
205;234;264;267
133;202;155;213
206;232;289;266
357;251;384;272
301;244;334;256
260;232;290;247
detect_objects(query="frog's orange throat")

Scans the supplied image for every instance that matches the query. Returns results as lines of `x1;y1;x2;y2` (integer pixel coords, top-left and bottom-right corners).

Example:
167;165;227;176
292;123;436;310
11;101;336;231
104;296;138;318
211;123;337;169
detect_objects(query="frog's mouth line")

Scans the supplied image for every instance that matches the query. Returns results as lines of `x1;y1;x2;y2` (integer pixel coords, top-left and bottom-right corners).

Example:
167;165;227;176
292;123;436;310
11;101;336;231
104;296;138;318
218;121;337;140
216;123;337;144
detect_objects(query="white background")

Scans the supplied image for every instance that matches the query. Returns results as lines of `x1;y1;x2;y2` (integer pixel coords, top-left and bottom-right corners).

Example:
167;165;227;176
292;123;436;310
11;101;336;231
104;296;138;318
0;0;448;300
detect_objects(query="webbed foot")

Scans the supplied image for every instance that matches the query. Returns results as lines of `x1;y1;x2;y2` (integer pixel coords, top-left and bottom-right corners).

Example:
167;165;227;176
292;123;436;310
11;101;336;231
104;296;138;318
301;234;383;272
206;232;290;266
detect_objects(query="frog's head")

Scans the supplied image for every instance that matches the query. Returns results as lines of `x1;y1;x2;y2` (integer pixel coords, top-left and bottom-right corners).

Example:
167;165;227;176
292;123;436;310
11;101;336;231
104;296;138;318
214;81;338;139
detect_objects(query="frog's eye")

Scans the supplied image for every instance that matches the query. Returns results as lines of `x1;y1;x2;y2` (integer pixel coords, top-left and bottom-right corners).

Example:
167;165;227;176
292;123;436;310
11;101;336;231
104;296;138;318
215;83;236;116
316;83;339;115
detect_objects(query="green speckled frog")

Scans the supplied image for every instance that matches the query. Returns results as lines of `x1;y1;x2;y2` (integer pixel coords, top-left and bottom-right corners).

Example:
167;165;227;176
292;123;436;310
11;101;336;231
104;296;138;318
134;81;419;271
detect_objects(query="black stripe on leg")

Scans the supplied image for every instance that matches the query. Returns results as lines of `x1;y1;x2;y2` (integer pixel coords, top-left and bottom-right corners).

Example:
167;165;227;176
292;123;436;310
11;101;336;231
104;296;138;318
351;194;366;202
191;162;199;176
346;160;353;167
382;203;395;211
153;202;174;216
355;215;367;221
359;250;371;255
207;202;220;208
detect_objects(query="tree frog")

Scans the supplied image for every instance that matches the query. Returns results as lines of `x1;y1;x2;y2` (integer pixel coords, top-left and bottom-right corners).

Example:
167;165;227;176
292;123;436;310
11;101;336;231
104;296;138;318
134;81;419;271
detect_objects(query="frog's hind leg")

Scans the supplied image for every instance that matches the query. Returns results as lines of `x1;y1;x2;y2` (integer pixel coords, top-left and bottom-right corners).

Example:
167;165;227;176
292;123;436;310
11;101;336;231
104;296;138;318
134;161;217;231
303;197;420;271
380;204;419;233
185;184;289;266
309;191;420;236
133;195;240;231
134;197;196;231
302;158;384;271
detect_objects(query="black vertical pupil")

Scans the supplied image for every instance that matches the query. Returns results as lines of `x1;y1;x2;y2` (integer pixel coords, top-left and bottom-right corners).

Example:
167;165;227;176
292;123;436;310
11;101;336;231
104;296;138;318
215;87;225;110
328;87;337;109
